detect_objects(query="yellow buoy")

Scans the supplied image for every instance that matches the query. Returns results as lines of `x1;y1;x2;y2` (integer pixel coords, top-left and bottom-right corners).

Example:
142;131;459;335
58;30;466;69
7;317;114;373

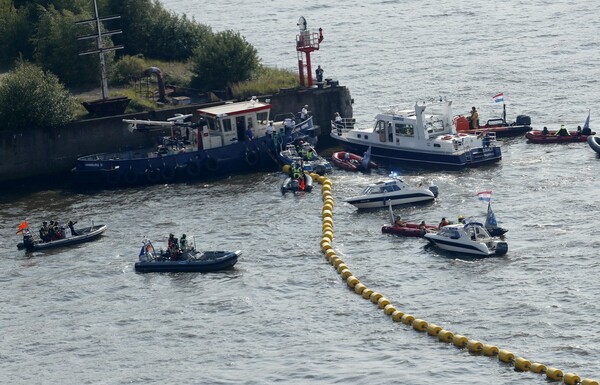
322;203;333;212
282;165;290;173
370;292;383;304
336;264;348;273
333;259;345;268
339;269;352;279
322;224;334;233
530;363;547;374
362;288;374;299
514;357;531;372
383;304;396;315
482;344;499;356
329;256;340;266
563;373;581;385
323;230;334;240
426;323;442;336
322;218;334;226
581;379;599;385
545;367;563;382
354;283;366;294
320;241;331;252
346;276;360;288
325;249;336;258
322;209;333;219
498;349;515;363
452;334;468;348
467;340;483;353
438;329;454;343
401;314;415;325
324;200;335;208
377;297;390;309
391;310;405;322
412;319;428;332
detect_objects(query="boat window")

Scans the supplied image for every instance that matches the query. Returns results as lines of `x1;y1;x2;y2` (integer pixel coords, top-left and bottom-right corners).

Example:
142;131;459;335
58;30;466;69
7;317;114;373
207;118;218;132
395;123;414;137
222;118;232;132
257;111;268;124
392;184;401;191
375;120;386;134
247;117;254;130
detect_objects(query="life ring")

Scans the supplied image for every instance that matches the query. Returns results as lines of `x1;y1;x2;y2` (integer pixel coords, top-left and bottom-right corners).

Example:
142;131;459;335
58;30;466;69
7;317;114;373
442;135;452;140
145;167;160;183
161;166;176;181
203;157;219;172
185;161;200;177
105;170;120;185
245;150;260;167
124;169;138;185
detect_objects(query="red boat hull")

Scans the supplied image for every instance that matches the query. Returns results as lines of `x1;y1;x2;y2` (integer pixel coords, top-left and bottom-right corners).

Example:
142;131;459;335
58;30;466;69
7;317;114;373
382;222;438;238
330;151;378;172
526;130;594;144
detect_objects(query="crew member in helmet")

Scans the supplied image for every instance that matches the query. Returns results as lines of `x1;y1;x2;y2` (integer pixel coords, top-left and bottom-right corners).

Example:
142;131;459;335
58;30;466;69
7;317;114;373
458;215;466;224
180;234;188;252
39;221;50;242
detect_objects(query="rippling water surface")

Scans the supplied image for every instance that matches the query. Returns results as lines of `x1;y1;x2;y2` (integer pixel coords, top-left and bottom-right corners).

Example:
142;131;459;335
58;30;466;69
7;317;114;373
2;1;600;384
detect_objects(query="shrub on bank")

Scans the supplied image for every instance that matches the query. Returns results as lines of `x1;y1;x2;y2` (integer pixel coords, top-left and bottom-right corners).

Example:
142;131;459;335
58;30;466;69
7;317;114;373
0;61;75;130
231;66;299;99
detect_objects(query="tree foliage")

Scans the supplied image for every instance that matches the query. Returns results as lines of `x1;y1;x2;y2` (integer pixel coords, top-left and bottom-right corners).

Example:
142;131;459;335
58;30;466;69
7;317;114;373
32;5;101;87
190;30;260;91
0;61;75;130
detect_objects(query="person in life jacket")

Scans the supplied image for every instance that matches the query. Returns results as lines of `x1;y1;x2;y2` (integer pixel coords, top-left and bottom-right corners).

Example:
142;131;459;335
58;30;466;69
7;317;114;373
555;124;570;136
39;221;50;242
180;234;188;252
468;107;479;129
290;162;303;179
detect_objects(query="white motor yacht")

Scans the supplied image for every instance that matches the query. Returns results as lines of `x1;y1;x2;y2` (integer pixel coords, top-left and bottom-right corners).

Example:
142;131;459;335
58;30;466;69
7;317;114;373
345;173;438;209
424;222;508;256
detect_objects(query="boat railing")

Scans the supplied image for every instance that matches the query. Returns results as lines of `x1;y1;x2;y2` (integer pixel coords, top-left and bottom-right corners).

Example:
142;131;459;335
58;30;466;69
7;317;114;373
332;118;356;136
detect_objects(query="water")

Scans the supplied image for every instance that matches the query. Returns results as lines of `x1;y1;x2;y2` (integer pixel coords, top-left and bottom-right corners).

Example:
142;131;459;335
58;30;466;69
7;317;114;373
2;1;600;383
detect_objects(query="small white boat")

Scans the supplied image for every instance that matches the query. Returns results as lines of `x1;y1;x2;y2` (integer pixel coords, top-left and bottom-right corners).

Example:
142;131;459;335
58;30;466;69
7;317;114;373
424;222;508;256
345;173;438;209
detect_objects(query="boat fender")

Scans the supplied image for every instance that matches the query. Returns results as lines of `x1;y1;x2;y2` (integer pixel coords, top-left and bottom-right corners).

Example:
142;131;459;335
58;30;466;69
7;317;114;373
203;157;219;172
186;160;200;177
105;170;120;185
442;135;452;140
124;169;138;185
145;167;160;183
161;166;176;181
245;149;260;166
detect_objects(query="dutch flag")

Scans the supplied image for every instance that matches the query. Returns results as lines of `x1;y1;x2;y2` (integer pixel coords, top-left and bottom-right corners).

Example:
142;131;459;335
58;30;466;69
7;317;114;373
477;191;492;202
492;93;504;103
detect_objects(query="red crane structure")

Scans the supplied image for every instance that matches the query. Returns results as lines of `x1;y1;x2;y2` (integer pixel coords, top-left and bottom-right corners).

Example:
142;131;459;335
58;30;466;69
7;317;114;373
296;16;324;88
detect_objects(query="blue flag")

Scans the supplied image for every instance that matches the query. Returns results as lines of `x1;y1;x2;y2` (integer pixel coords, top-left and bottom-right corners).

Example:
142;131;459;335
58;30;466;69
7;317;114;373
485;202;498;227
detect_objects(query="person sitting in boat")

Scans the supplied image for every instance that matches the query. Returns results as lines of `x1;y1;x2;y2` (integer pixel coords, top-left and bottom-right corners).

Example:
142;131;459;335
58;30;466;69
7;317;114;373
180;234;188;252
305;147;315;160
576;125;582;136
555;124;570;136
438;217;449;229
468;107;479;129
582;125;592;136
51;220;64;240
67;220;78;236
458;215;466;224
394;215;407;227
542;126;549;135
245;124;254;141
300;105;309;120
39;221;51;242
419;221;432;233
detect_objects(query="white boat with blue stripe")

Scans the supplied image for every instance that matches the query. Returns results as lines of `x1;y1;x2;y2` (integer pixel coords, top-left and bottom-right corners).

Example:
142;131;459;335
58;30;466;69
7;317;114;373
345;173;438;209
424;222;508;256
331;99;502;168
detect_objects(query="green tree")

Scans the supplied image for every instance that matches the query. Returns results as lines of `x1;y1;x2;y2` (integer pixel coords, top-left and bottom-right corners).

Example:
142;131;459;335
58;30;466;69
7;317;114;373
0;1;33;64
190;30;259;91
0;61;75;130
31;5;102;87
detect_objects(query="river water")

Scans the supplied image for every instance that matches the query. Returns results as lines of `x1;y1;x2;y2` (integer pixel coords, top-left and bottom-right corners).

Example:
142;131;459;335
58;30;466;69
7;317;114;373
2;1;600;384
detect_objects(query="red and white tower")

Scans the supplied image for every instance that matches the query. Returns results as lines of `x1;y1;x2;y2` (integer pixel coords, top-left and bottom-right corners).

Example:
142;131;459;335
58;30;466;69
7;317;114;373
296;16;324;88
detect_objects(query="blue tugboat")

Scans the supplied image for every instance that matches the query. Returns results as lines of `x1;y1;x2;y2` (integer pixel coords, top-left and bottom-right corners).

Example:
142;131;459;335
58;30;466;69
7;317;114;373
71;98;316;187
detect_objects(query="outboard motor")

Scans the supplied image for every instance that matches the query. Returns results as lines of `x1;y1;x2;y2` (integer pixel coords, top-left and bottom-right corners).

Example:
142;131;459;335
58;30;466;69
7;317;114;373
515;115;531;126
428;184;440;198
495;241;509;256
